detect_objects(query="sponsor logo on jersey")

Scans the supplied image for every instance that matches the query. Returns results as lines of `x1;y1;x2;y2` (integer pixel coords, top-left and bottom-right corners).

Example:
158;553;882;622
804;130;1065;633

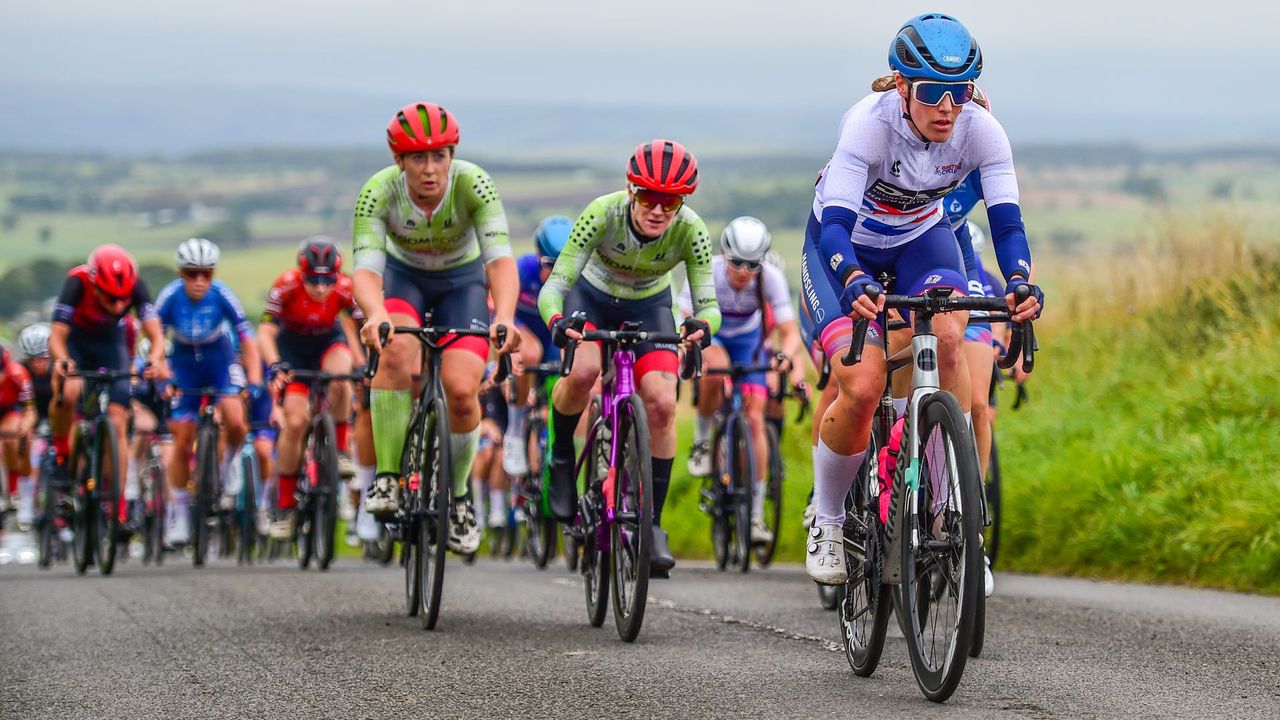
800;255;824;323
925;274;942;285
935;163;961;176
865;179;959;213
404;219;416;228
829;253;844;272
890;160;902;177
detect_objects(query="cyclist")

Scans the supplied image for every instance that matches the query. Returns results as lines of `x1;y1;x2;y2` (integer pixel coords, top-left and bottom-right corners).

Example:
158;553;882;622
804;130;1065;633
538;139;721;576
682;217;808;546
154;238;262;543
798;14;1042;584
258;236;361;540
126;336;173;538
503;215;572;477
472;367;510;532
353;101;520;556
50;245;168;518
0;346;37;527
14;323;54;528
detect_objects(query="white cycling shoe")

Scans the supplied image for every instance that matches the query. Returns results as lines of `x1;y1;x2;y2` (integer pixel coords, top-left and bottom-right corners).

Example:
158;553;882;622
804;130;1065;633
364;474;400;516
801;500;817;530
501;434;529;477
984;555;995;598
355;507;380;542
806;524;846;585
448;499;481;555
686;441;712;478
750;519;774;545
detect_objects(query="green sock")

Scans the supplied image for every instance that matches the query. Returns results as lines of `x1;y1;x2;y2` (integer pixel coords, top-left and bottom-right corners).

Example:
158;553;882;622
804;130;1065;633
371;389;412;475
450;429;479;499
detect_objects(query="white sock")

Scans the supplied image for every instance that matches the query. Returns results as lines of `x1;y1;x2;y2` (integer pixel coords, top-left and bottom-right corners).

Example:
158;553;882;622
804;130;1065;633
892;397;908;419
752;479;766;521
507;406;526;441
488;488;505;515
355;464;375;495
813;439;866;528
964;411;972;430
471;479;486;517
125;462;141;501
694;412;712;445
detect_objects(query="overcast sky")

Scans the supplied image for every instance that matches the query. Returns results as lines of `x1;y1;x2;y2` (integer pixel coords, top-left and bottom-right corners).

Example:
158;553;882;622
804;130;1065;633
2;0;1275;151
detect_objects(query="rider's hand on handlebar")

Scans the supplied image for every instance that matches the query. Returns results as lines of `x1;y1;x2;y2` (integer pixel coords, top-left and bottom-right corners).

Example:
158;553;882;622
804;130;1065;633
839;273;884;321
550;314;585;348
56;358;77;378
1005;281;1044;323
680;317;711;349
360;308;391;349
268;362;292;394
144;355;170;381
490;317;520;354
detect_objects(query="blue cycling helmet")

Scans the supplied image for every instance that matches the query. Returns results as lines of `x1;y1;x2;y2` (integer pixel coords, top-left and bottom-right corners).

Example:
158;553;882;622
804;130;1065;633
534;215;573;259
889;13;982;82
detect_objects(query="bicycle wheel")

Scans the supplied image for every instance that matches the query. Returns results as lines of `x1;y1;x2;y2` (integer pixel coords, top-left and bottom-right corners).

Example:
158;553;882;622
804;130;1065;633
400;406;426;617
582;400;608;627
984;435;1002;568
93;418;122;575
238;448;258;566
610;395;653;642
313;416;340;571
728;414;752;574
840;410;892;676
69;435;93;575
192;422;219;568
709;421;730;571
295;427;316;571
419;397;452;630
755;424;784;567
147;449;167;567
899;391;982;703
37;463;56;570
525;416;555;570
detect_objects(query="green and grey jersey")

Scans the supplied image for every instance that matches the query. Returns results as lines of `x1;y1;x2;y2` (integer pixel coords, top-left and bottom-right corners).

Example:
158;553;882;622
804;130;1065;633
352;160;511;274
537;190;721;333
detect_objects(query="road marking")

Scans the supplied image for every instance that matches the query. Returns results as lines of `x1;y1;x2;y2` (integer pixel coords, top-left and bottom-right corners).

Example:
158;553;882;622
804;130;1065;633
551;577;841;652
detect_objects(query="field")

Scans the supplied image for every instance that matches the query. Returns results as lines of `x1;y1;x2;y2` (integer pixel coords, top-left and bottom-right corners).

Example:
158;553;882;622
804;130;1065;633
5;147;1280;591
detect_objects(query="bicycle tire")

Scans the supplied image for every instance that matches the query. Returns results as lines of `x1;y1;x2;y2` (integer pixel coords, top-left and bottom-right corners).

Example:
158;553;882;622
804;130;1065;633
419;396;452;630
295;424;316;571
611;395;653;642
899;391;982;703
238;447;258;566
149;449;167;567
729;414;752;574
69;434;93;575
192;421;219;568
839;407;892;675
400;405;425;617
94;417;122;575
755;424;784;567
314;415;340;571
582;399;608;627
985;436;1002;568
37;460;57;570
709;420;730;571
525;416;555;570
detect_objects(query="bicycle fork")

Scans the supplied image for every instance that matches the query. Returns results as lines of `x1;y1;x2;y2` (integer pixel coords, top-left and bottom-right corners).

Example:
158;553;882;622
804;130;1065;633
883;330;939;585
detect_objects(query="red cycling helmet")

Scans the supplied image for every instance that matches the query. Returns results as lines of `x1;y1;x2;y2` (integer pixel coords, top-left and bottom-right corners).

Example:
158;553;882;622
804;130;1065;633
387;102;460;155
626;139;699;195
88;244;139;298
298;236;342;277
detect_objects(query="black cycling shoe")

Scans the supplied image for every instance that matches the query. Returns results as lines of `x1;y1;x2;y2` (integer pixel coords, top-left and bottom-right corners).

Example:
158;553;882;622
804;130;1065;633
548;456;578;522
650;526;675;576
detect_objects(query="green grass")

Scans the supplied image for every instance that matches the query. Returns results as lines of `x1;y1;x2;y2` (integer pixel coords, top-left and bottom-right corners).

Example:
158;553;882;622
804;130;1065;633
993;250;1280;593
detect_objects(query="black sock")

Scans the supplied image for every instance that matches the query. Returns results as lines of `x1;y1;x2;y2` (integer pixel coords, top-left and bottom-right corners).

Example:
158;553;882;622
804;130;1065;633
651;457;673;526
551;408;582;462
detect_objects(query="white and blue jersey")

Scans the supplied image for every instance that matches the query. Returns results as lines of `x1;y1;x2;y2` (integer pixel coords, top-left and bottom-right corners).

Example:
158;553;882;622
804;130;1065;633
800;90;1033;358
515;253;558;363
154;279;251;420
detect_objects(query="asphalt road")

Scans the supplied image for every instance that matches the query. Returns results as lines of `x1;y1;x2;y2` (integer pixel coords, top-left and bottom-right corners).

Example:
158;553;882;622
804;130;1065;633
2;540;1278;720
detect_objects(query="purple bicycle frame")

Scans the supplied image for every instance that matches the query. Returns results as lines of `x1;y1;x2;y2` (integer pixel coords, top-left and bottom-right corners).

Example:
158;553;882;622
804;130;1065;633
571;347;638;551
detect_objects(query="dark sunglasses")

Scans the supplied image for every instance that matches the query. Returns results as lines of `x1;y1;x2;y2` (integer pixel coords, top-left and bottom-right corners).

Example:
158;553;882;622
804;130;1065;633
94;288;131;303
632;186;684;213
726;257;762;272
909;80;976;107
181;269;213;280
304;273;337;286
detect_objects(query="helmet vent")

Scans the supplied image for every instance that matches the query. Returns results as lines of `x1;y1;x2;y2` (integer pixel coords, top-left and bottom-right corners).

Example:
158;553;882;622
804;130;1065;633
895;38;921;69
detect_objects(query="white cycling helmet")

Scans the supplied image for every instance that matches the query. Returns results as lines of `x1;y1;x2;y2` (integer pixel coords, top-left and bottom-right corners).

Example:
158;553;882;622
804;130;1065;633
965;221;987;254
18;322;51;359
720;216;771;263
176;237;220;269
